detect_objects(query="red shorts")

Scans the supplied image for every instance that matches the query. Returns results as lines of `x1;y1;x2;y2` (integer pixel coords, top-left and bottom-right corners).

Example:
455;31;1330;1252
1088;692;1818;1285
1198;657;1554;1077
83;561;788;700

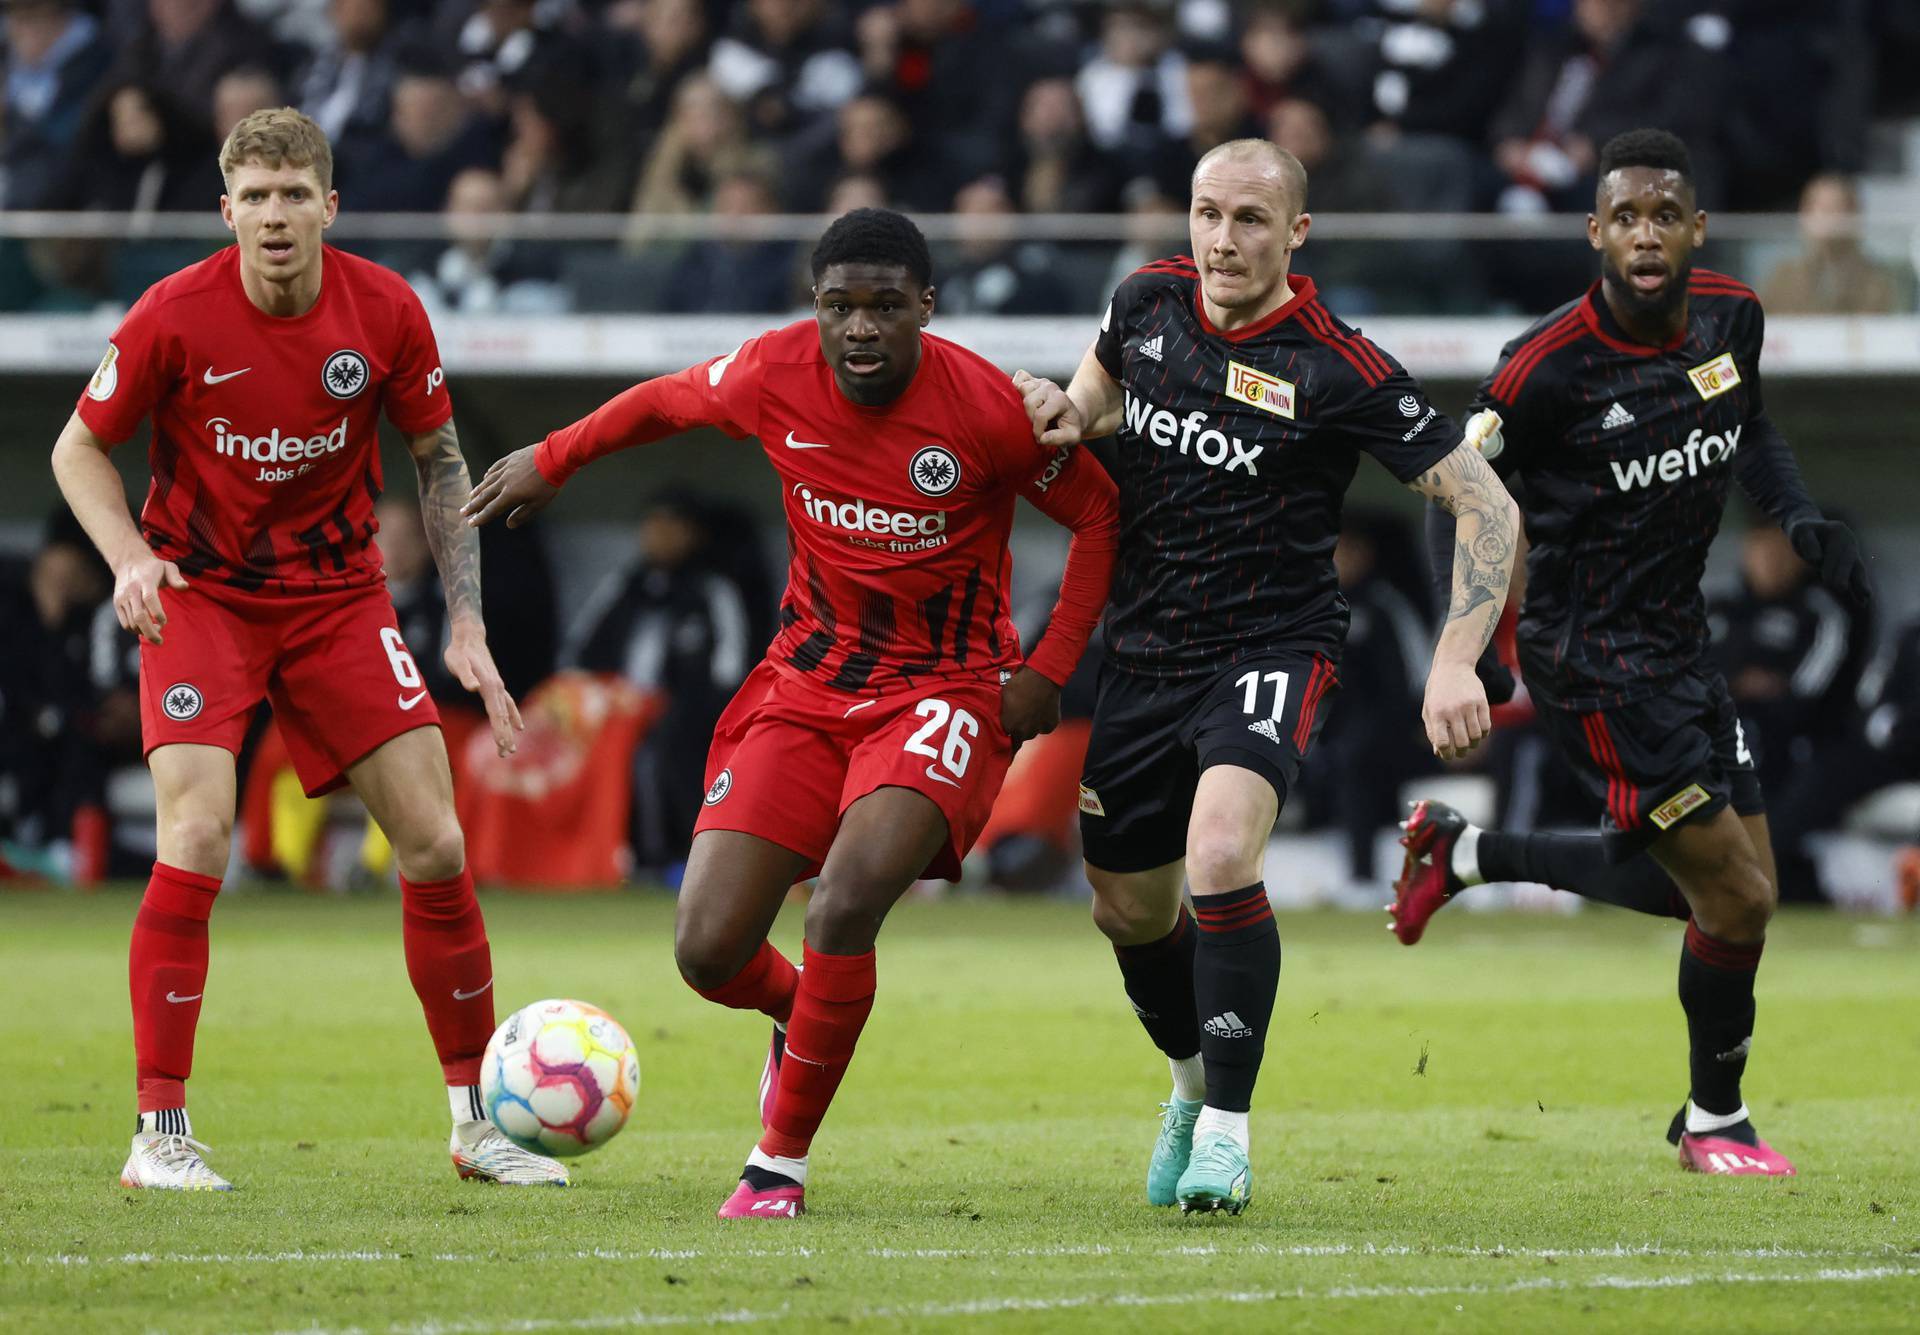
693;659;1014;882
140;583;442;796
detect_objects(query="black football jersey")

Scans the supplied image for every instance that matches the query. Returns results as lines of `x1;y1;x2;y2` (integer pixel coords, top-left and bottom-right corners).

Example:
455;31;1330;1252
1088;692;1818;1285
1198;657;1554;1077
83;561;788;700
1469;269;1767;710
1095;257;1459;679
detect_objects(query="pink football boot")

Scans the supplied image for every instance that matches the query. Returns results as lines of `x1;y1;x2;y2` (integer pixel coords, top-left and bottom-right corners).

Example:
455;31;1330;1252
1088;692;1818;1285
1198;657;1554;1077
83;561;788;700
717;1179;806;1219
1668;1106;1797;1176
1390;799;1469;945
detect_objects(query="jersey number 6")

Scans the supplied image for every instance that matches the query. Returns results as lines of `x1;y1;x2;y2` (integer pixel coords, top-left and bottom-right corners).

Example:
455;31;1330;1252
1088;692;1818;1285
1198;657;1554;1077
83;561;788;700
903;697;978;778
381;626;424;689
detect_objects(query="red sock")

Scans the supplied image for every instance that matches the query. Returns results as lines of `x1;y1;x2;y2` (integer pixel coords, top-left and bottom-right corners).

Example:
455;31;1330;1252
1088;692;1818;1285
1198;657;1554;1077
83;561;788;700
759;944;875;1161
691;941;799;1023
130;862;221;1112
400;866;494;1086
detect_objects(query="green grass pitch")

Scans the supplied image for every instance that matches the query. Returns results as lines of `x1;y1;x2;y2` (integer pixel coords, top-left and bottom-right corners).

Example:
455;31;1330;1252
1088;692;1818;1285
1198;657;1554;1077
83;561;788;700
3;889;1917;1333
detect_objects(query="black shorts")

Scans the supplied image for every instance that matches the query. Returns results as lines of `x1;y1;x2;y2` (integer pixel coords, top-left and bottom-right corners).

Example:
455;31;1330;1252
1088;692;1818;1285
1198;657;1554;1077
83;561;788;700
1535;665;1764;849
1078;651;1338;874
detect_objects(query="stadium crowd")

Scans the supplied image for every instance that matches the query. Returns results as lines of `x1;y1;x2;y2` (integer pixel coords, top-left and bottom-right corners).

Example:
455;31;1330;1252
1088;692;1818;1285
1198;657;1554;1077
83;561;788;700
4;0;1919;314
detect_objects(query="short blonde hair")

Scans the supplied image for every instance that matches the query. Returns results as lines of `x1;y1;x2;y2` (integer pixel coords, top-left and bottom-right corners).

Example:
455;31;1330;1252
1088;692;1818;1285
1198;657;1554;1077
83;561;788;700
220;107;333;192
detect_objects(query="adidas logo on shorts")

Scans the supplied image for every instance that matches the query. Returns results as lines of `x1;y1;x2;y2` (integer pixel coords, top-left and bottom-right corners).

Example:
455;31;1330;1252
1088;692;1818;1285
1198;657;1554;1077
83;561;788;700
1600;401;1635;431
1247;718;1282;744
1140;335;1164;362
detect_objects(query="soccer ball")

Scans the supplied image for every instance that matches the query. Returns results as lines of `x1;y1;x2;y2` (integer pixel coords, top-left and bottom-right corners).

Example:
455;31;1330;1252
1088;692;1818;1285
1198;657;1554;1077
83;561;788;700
480;999;640;1157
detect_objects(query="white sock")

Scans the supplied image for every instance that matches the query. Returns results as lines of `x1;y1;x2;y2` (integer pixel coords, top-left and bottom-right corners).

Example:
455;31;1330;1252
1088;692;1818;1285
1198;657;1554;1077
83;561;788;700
139;1108;191;1137
1169;1055;1206;1104
746;1144;808;1185
1685;1100;1750;1134
1450;826;1487;887
449;1084;486;1125
1193;1105;1250;1152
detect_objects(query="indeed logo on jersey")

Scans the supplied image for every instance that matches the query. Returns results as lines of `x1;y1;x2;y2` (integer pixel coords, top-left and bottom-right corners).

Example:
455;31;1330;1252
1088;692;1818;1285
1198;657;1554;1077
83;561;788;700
208;416;350;483
1121;392;1264;475
791;484;948;552
1609;425;1742;492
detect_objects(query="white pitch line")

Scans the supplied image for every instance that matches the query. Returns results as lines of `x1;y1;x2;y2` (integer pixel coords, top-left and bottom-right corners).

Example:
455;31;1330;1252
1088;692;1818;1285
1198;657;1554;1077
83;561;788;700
240;1266;1920;1335
16;1241;1903;1269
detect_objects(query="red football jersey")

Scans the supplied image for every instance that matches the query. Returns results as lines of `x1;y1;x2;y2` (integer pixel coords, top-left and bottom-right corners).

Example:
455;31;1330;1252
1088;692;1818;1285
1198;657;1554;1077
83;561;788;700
539;322;1116;694
76;244;452;596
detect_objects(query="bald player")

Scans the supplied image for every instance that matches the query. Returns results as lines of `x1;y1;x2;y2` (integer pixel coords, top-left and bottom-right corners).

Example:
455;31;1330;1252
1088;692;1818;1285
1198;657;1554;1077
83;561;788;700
1015;139;1518;1213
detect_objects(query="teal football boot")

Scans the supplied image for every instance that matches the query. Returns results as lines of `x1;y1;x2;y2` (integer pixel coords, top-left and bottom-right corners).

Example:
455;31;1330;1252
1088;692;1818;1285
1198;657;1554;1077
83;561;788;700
1147;1097;1203;1206
1175;1133;1252;1215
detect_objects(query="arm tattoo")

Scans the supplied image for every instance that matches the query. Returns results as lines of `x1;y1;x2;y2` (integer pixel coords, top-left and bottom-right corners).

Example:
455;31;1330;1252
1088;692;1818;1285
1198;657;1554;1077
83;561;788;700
1408;443;1516;654
413;420;483;627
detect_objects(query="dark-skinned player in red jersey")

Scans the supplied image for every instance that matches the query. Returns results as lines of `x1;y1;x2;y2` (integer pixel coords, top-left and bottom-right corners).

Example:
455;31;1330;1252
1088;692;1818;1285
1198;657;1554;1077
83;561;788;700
1015;138;1519;1215
1392;130;1873;1177
464;209;1119;1219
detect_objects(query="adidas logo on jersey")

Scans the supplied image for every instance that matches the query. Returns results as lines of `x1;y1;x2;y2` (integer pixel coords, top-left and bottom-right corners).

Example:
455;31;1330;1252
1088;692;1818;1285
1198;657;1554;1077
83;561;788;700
1204;1010;1254;1039
1600;402;1635;430
1139;335;1164;362
1121;392;1265;475
1247;718;1282;744
1609;425;1742;493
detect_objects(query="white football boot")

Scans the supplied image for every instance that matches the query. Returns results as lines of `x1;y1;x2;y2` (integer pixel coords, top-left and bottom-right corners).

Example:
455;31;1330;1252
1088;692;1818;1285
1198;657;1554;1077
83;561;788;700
450;1120;571;1186
120;1131;233;1191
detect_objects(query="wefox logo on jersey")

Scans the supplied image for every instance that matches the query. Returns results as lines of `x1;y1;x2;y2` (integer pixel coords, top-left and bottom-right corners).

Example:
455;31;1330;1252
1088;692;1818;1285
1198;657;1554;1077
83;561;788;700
1122;392;1265;475
791;483;949;552
208;416;350;483
1608;425;1742;492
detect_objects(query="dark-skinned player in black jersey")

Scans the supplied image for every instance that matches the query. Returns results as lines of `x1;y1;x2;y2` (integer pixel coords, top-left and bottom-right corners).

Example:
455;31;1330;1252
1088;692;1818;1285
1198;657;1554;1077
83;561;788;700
1016;138;1520;1214
1392;130;1873;1178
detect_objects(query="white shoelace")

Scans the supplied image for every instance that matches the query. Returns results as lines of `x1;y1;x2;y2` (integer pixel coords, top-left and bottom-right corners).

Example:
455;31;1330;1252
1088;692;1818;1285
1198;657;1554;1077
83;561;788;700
142;1133;220;1180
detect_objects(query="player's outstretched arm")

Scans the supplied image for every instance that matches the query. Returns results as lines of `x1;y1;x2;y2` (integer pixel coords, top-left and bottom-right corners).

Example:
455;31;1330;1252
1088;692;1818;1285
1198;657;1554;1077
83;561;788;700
1014;342;1123;448
1406;422;1521;760
50;410;186;647
412;420;524;756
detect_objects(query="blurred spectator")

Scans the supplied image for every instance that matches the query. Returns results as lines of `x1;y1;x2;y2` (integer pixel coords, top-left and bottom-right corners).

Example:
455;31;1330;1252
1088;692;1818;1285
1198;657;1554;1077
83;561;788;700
1490;0;1728;213
936;175;1070;315
336;62;496;212
1267;96;1391;213
788;89;947;212
1239;1;1345;124
409;166;566;313
606;0;711;143
824;169;886;213
1357;0;1526;147
564;488;769;877
664;168;798;312
0;0;113;210
295;0;405;152
1149;47;1263;198
1004;76;1122;214
211;64;282;144
857;0;1008;185
706;0;861;139
629;72;766;216
1761;174;1908;316
1074;3;1190;158
109;0;276;125
47;79;222;213
500;78;635;213
1099;173;1186;295
0;511;110;858
1708;522;1872;810
1716;6;1867;210
445;0;590;121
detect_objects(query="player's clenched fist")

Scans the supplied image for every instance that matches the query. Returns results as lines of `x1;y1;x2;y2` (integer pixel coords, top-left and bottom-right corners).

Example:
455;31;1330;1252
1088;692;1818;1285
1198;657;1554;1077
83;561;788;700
1422;658;1492;761
463;445;559;529
114;555;188;646
1012;369;1085;450
1000;665;1062;743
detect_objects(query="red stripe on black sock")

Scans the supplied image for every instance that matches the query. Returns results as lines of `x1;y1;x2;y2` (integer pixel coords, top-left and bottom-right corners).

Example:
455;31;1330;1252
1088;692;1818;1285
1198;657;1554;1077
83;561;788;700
1684;919;1764;971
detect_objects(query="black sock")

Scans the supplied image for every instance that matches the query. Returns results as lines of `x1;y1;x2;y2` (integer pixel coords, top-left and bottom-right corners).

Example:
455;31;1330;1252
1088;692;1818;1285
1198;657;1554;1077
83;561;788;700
1477;831;1689;920
1192;883;1280;1114
1113;910;1201;1061
1678;920;1763;1117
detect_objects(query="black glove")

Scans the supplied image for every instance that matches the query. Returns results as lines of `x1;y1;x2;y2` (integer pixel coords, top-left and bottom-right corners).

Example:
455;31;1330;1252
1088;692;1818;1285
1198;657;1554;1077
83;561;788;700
1475;642;1516;706
1787;517;1872;611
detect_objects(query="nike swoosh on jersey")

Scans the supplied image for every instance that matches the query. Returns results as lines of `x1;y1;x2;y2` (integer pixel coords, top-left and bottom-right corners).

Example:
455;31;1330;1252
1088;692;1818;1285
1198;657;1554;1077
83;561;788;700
165;991;203;1003
784;431;831;449
203;367;252;384
452;979;493;1001
398;690;429;710
924;766;961;789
